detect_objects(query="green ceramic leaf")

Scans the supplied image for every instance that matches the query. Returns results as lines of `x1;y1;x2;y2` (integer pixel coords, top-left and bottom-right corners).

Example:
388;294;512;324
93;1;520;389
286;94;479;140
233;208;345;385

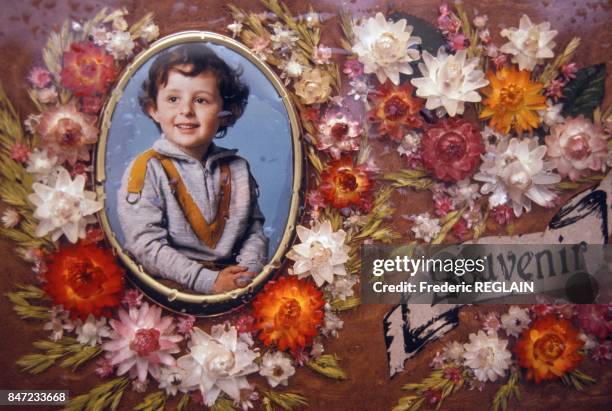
561;63;606;119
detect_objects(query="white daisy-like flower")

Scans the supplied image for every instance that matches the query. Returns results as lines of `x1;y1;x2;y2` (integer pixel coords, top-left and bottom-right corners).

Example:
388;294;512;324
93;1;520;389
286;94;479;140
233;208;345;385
322;309;344;337
227;21;243;38
43;306;75;341
500;306;531;337
280;55;305;84
448;179;481;208
474;138;560;217
410;212;441;243
286;220;350;287
28;166;102;243
105;30;135;60
443;341;465;362
500;15;557;71
396;131;422;158
578;333;598;351
410;47;488;117
259;352;296;388
157;365;186;397
352;12;422;85
347;78;373;102
26;149;59;183
75;314;111;346
325;274;358;301
90;26;110;46
2;207;21;228
538;100;564;128
177;324;259;406
463;331;512;382
140;23;160;43
270;23;299;51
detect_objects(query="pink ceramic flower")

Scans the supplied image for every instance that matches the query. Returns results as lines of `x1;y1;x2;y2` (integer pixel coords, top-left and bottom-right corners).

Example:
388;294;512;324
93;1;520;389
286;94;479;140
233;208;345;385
576;304;611;341
28;67;53;88
103;302;183;382
37;103;98;165
545;116;608;181
316;110;362;159
11;143;30;163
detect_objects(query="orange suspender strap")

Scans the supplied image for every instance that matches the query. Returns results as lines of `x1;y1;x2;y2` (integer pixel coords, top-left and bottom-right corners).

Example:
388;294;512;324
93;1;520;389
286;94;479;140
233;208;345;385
127;149;231;249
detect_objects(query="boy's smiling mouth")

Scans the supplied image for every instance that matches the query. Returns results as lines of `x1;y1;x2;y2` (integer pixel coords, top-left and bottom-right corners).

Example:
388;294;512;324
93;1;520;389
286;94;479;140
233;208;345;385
175;123;200;130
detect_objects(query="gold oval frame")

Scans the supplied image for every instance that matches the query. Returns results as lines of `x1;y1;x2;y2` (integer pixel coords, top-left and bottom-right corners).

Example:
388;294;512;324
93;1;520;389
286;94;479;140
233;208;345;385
95;31;303;315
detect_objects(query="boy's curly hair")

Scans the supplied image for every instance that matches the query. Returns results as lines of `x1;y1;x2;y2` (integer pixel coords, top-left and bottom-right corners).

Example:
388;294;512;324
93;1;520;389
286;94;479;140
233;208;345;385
139;43;250;137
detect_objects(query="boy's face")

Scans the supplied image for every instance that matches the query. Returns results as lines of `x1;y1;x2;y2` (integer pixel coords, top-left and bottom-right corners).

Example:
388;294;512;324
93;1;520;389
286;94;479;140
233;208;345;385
148;66;224;159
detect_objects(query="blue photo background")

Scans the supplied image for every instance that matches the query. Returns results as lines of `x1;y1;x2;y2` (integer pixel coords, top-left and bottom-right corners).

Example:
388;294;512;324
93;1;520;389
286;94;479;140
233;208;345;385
103;42;294;259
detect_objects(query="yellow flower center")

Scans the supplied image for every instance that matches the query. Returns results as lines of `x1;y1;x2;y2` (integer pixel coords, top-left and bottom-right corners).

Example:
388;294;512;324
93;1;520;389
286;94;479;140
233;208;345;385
66;260;106;298
275;298;302;326
499;84;524;107
524;29;540;54
534;333;565;362
335;169;359;192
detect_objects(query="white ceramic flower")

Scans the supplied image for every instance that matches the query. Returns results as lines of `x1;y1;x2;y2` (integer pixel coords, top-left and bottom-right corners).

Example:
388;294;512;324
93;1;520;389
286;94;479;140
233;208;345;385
106;30;135;60
352;12;421;85
500;306;531;337
1;207;21;228
286;220;350;287
28;167;102;243
500;15;557;71
474;138;561;217
322;310;344;337
158;365;186;397
410;213;441;243
443;341;465;362
43;305;74;341
325;274;358;301
177;324;259;406
259;352;296;388
227;21;243;38
463;331;512;382
140;23;160;43
538;100;564;128
75;315;111;346
26;149;58;183
410;47;488;116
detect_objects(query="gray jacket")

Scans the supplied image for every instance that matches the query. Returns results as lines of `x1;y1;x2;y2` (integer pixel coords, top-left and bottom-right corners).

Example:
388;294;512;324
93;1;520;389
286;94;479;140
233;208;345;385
117;137;269;294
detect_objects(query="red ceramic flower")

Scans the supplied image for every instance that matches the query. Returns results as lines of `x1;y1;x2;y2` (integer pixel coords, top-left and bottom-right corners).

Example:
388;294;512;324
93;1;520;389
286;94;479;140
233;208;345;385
61;41;117;97
421;118;484;182
319;156;373;211
368;81;423;141
44;242;124;319
514;315;584;383
253;276;324;352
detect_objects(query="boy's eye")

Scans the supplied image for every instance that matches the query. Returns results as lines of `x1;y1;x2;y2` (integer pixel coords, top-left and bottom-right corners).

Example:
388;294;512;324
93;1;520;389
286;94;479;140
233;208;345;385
168;96;178;103
194;97;207;104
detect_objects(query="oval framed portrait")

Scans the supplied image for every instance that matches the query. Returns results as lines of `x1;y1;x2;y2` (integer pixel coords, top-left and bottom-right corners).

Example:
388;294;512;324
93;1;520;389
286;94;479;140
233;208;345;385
95;31;302;315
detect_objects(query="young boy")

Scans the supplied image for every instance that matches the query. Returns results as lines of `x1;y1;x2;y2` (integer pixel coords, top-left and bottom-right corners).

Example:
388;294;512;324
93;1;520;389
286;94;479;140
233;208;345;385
117;43;269;295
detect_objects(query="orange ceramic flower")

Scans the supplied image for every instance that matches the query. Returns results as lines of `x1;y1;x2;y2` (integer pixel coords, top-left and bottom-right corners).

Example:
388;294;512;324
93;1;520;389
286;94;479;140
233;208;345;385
319;156;373;211
61;41;117;97
253;276;324;352
480;66;546;134
514;315;584;383
368;81;423;141
44;242;124;319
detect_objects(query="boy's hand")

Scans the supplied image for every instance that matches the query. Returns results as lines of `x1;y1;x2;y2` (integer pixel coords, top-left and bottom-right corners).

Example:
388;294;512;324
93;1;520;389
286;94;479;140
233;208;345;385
212;265;255;293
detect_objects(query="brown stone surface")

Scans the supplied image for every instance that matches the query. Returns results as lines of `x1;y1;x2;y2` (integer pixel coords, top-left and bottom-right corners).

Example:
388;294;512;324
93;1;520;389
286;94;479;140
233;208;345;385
0;0;611;410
